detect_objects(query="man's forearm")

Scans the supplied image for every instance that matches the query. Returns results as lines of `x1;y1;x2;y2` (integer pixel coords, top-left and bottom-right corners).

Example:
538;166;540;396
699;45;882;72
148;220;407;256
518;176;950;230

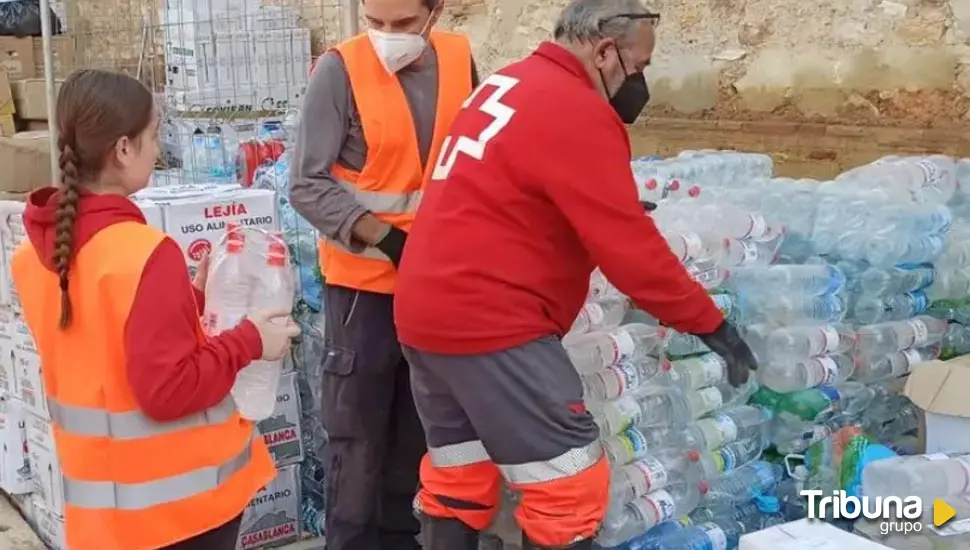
352;213;391;246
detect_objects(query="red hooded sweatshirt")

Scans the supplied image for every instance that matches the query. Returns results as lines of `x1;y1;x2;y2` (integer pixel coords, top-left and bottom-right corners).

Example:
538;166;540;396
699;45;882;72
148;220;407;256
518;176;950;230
22;187;263;421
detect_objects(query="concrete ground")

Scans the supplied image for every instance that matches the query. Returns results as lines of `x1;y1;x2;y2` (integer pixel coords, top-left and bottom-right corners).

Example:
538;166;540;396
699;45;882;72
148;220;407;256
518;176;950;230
0;496;44;550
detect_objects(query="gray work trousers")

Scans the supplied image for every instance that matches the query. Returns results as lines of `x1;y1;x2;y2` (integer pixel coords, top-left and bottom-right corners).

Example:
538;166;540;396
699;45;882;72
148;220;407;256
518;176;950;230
320;284;424;550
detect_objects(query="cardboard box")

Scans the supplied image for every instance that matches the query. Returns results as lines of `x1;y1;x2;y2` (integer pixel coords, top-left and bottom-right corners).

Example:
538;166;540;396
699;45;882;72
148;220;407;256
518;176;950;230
142;186;278;275
26;413;64;516
14;315;48;420
0;36;75;80
30;497;66;550
904;358;970;455
236;464;300;550
0;133;52;192
0;70;13;116
11;79;62;120
0;305;17;395
133;199;166;231
30;37;75;79
0;394;31;494
739;519;891;550
0;200;27;310
0;114;13;137
256;372;303;467
0;37;34;80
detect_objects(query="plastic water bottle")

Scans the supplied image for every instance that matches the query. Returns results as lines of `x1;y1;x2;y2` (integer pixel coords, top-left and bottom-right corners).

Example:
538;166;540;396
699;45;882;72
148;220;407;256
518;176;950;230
592;385;742;435
853;346;938;382
666;353;726;391
725;264;845;296
610;448;701;507
598;483;703;547
855;316;948;358
589;269;623;302
569;299;628;336
202;226;250;334
742;293;847;326
762;324;855;360
687;405;772;451
703;461;783;508
758;354;854;393
582;357;667;401
863;454;970;501
666;331;710;357
859;265;935;298
565;324;665;374
853;291;930;324
231;236;294;421
657;518;744;550
697;434;767;479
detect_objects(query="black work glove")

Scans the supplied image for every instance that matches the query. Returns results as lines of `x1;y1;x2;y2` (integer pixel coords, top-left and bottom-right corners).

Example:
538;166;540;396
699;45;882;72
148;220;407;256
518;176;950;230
696;321;757;387
375;225;408;269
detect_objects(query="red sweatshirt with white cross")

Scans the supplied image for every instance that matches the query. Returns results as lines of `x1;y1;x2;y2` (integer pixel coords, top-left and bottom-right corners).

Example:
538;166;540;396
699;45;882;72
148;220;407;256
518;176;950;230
394;41;723;355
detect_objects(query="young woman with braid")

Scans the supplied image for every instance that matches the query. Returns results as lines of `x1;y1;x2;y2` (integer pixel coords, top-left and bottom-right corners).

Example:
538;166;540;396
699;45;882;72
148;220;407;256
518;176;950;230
10;69;301;550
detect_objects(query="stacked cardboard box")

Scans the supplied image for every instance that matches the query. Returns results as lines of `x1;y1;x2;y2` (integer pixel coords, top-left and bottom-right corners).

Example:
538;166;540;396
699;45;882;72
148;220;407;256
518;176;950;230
161;0;310;111
0;184;307;549
0;36;75;133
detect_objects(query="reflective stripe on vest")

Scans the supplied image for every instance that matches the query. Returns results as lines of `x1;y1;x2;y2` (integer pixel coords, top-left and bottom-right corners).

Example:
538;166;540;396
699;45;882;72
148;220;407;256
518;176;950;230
48;396;236;440
336;179;423;215
318;30;473;294
64;430;255;510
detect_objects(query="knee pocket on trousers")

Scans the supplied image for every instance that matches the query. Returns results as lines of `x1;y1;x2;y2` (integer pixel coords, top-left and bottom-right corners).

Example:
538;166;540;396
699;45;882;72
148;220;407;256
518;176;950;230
321;346;359;438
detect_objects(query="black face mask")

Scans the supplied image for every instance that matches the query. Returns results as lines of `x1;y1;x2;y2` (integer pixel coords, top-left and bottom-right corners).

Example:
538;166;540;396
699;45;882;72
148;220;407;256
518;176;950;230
599;45;650;124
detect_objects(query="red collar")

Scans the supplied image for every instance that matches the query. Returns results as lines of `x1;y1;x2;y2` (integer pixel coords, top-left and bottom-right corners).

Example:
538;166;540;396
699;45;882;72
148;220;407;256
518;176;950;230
533;42;596;91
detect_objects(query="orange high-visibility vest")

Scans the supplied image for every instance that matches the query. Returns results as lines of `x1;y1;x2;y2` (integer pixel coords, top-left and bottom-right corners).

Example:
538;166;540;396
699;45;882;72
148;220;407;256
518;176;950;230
11;221;276;550
319;30;473;294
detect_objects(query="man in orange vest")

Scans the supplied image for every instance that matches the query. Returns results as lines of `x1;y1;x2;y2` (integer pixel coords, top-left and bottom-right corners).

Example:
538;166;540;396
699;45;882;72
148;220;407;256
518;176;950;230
289;0;478;548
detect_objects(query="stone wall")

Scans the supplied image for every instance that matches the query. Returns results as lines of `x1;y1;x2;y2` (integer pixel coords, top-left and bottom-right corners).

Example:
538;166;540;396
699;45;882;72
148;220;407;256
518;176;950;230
439;0;970;127
65;0;970;127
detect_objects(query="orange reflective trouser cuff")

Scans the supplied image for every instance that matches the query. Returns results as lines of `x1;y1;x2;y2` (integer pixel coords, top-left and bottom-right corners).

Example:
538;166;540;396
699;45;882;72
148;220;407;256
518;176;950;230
404;337;612;548
415;453;501;531
509;454;610;547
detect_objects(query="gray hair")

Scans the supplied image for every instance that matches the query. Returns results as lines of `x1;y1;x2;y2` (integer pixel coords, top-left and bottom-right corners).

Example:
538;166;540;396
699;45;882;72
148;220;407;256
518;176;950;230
553;0;652;44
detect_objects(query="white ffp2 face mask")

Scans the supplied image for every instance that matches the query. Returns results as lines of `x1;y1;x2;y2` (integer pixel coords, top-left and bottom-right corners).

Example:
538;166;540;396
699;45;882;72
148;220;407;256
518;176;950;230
367;29;428;74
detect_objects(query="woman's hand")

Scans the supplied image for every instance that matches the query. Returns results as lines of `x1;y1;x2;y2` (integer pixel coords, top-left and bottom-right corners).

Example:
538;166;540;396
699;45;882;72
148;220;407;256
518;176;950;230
192;252;210;293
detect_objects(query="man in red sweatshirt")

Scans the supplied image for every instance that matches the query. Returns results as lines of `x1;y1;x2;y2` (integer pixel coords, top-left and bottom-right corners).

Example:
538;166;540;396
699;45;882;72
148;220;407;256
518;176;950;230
393;0;757;549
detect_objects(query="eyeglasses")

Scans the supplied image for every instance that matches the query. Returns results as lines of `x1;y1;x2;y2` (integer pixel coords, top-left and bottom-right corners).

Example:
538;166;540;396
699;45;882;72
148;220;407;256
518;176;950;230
600;12;661;29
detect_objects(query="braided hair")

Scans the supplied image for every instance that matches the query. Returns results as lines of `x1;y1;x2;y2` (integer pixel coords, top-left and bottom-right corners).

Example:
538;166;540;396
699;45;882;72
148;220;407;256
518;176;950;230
53;69;154;329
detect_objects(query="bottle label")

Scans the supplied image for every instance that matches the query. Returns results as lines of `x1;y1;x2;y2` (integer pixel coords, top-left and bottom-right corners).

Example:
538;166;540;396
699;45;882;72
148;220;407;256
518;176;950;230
899;349;923;376
913;266;935;290
634;455;668;493
711;293;735;317
610;330;637;363
696;387;724;414
816;356;840;385
617;427;649;464
748;213;768;240
683;231;704;259
906;319;930;346
740;240;759;265
628;490;676;525
909;292;929;315
612;361;641;397
700;354;726;386
700;524;728;550
614;398;642;433
716;446;738;472
820;326;840;353
713;413;739;442
817;385;842;416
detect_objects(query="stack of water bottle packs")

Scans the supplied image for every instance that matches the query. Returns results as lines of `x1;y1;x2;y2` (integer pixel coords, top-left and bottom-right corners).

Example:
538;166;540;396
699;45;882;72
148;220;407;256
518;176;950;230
540;151;970;549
